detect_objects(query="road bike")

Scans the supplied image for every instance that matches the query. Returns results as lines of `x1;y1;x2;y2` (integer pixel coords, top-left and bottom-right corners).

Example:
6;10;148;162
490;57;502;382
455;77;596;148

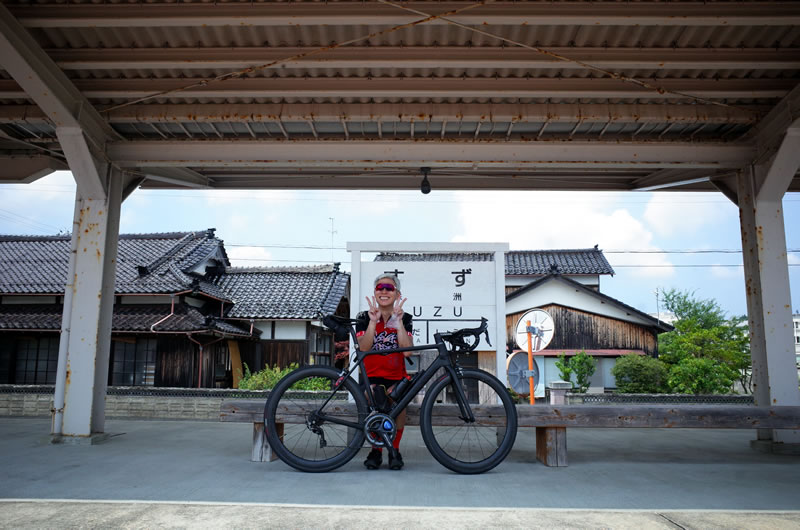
264;315;517;474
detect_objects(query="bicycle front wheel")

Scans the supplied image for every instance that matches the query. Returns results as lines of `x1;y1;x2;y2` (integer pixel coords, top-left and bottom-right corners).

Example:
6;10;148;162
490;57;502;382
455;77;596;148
264;366;367;472
420;368;517;474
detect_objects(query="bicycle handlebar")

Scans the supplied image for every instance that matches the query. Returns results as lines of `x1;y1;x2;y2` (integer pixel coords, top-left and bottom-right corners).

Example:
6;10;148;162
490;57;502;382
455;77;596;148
321;313;492;354
438;317;491;352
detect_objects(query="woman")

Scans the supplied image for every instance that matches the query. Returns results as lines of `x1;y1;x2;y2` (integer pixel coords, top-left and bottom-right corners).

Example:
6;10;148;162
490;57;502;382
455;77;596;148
355;273;413;470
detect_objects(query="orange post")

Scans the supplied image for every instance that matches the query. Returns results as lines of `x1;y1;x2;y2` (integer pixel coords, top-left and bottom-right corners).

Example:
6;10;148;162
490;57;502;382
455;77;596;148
526;320;535;405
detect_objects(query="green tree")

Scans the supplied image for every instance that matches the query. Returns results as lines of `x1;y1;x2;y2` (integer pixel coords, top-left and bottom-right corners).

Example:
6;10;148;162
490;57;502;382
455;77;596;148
657;289;750;394
611;354;668;393
570;351;597;393
667;357;738;394
554;351;597;393
555;353;572;382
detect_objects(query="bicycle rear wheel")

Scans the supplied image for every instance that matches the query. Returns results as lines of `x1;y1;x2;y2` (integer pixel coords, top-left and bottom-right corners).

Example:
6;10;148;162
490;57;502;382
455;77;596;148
420;368;517;474
264;366;367;473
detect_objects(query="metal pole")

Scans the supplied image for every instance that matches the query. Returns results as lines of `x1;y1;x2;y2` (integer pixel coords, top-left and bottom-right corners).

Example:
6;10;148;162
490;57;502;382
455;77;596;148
526;319;534;405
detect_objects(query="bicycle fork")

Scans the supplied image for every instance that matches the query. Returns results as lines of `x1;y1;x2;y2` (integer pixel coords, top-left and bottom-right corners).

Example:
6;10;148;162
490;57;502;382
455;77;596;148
446;366;476;423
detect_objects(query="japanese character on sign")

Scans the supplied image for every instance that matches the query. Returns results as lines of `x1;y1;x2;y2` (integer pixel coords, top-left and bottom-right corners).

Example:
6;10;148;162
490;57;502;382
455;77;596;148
452;268;472;287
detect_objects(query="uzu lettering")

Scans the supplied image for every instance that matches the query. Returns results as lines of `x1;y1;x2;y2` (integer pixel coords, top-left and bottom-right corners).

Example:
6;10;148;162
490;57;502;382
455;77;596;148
412;306;464;317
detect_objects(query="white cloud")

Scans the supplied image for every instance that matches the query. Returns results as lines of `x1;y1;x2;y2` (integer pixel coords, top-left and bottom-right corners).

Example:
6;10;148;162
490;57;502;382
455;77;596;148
710;265;744;279
0;171;76;234
226;245;273;267
643;192;732;237
451;191;675;279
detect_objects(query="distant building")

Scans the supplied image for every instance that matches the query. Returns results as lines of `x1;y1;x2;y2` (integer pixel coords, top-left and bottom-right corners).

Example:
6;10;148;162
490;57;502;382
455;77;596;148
793;312;800;366
0;230;349;388
376;248;673;394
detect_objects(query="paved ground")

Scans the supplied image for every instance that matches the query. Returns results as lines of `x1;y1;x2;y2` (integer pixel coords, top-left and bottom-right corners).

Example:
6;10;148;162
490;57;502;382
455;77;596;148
1;417;799;528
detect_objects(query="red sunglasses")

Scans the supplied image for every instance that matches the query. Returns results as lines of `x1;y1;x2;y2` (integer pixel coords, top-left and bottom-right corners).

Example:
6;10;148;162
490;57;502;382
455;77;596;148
374;283;396;292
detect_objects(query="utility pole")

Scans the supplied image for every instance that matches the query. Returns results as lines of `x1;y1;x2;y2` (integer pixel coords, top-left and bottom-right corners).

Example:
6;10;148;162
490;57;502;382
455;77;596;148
329;217;337;262
654;287;661;323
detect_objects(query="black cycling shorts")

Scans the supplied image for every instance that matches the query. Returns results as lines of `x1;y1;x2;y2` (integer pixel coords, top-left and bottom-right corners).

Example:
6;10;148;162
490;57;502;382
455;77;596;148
364;377;403;390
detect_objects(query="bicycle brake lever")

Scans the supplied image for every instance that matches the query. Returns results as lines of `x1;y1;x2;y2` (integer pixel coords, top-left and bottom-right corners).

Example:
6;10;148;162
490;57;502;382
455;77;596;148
484;329;492;348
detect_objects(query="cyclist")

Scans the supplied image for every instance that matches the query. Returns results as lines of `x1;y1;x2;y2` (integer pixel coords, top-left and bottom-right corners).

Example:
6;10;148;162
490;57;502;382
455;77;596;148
356;273;413;470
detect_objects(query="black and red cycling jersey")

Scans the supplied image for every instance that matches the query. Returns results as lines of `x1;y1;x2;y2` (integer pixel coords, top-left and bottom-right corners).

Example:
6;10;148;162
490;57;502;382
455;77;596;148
355;311;413;381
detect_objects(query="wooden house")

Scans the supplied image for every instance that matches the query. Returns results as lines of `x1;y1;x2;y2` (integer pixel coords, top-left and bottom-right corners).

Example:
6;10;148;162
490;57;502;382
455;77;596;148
506;274;674;394
0;230;349;389
210;265;350;373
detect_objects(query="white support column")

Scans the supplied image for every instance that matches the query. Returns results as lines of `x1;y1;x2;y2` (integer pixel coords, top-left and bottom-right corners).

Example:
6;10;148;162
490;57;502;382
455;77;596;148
738;118;800;448
53;164;124;441
349;249;361;384
494;250;508;387
736;170;770;442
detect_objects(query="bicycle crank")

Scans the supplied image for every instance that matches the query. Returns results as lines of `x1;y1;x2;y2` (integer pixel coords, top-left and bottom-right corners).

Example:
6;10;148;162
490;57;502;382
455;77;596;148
364;412;396;448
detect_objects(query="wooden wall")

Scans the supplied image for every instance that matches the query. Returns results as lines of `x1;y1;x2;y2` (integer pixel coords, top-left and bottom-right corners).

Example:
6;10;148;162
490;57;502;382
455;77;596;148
238;339;309;372
506;304;658;355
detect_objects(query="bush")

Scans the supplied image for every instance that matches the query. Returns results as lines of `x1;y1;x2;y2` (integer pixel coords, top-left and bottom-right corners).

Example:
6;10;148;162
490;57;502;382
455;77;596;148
237;363;329;391
666;357;737;394
555;351;597;393
570;351;597;393
555;354;572;382
611;354;668;393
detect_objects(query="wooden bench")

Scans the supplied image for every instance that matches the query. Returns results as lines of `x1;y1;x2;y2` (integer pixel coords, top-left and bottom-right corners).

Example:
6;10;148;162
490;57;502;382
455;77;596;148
219;400;800;467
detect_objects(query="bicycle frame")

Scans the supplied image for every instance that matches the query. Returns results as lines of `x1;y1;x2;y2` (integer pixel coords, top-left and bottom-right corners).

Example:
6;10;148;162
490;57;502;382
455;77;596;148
313;327;475;431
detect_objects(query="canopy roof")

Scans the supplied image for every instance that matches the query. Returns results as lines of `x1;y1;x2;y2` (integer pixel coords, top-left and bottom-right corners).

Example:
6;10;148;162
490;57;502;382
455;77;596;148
0;0;798;192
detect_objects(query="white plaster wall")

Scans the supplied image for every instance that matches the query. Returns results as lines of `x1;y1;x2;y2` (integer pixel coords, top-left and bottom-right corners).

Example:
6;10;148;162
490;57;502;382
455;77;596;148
273;320;307;340
253;322;272;338
506;280;653;327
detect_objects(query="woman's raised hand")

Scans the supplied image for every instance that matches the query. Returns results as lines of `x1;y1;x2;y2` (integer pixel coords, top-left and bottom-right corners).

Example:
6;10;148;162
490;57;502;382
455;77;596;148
365;296;380;322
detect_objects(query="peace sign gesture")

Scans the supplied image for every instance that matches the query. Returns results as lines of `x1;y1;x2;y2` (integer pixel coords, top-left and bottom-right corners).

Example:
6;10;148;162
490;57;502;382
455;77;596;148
393;296;407;321
365;296;380;323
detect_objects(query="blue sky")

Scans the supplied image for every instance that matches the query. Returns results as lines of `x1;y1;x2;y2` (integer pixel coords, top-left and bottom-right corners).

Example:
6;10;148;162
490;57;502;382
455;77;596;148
2;171;798;319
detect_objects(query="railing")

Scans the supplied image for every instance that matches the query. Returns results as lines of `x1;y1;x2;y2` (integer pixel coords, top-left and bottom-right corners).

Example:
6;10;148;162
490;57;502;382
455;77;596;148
567;392;754;405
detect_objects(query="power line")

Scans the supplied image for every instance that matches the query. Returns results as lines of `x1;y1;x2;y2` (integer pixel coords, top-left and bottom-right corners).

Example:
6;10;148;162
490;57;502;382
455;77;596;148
229;243;800;254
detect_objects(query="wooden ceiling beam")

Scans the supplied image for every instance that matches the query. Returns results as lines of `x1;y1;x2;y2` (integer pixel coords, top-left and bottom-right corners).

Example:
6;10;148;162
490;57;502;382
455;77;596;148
0;78;791;101
0;103;765;125
45;47;800;71
11;2;800;28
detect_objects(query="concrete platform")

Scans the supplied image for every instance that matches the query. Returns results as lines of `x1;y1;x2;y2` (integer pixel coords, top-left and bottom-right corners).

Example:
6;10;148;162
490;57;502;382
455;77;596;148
1;417;799;528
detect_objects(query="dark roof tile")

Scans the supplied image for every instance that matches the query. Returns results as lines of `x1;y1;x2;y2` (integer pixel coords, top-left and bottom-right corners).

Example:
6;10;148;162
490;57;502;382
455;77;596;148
213;265;349;319
0;303;255;337
376;248;614;276
0;230;231;297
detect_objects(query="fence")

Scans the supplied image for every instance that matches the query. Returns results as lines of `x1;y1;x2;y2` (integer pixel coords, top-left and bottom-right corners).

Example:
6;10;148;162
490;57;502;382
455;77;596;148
1;385;756;422
566;392;754;405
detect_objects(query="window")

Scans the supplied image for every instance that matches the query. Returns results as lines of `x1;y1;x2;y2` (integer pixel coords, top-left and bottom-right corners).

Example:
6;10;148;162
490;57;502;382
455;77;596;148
310;331;332;366
111;338;156;386
14;336;59;384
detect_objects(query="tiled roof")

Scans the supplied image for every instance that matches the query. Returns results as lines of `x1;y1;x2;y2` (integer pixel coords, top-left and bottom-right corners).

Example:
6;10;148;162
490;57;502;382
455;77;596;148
375;248;614;276
506;249;614;276
0;303;255;337
0;230;231;299
213;264;349;319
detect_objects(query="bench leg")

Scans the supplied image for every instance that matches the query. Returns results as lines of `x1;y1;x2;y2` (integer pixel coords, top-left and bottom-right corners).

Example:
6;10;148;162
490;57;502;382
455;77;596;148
252;422;283;462
536;427;568;467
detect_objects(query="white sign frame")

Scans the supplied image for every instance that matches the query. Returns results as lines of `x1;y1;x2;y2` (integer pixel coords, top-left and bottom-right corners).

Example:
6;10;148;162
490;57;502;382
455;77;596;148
347;242;509;385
